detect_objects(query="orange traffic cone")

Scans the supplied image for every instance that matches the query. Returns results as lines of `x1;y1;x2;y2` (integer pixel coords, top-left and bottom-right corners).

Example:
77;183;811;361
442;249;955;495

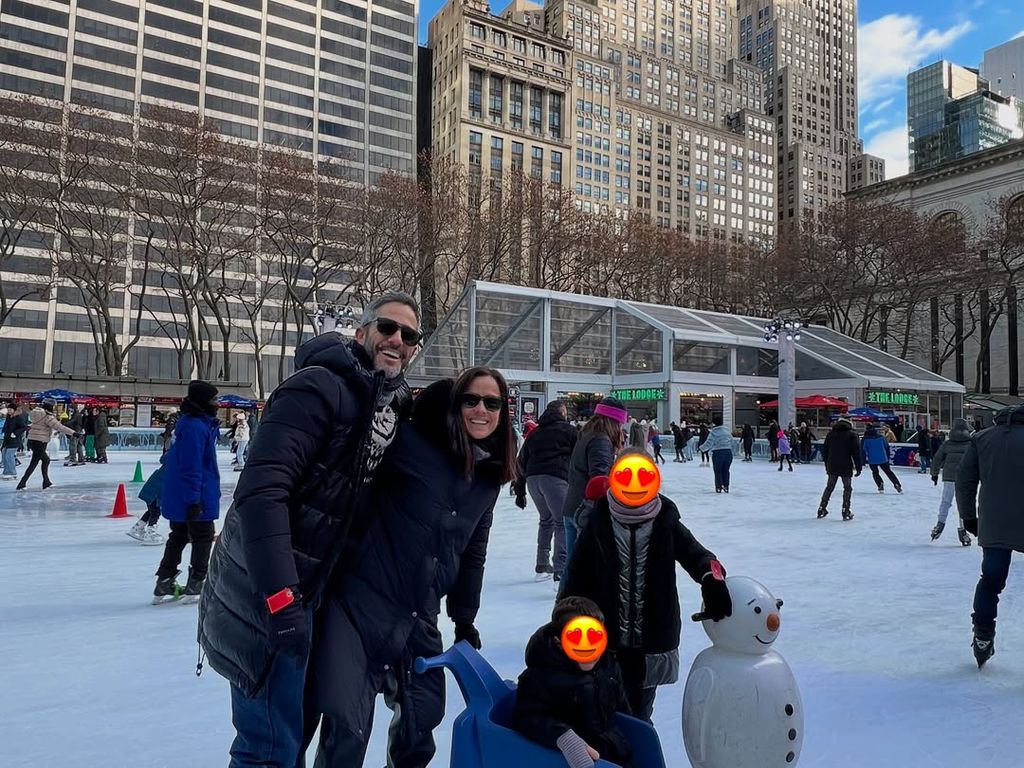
106;483;132;519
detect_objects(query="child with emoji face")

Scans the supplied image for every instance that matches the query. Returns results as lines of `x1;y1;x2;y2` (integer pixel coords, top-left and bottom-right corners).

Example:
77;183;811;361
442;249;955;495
562;448;732;721
512;596;635;768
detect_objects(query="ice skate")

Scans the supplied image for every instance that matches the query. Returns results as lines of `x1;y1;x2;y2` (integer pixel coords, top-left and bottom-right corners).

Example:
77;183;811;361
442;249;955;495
957;528;972;547
841;508;854;521
140;526;164;546
895;485;903;494
180;570;204;605
877;487;885;493
930;521;945;541
972;633;994;668
152;575;182;605
816;506;828;519
126;520;147;542
534;564;553;582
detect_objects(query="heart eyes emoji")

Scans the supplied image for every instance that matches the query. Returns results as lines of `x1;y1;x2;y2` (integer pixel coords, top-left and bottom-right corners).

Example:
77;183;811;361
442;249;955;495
561;615;608;665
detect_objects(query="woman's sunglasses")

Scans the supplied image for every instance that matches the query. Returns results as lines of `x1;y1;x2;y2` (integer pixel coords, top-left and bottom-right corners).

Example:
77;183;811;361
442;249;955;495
459;394;504;412
370;317;422;346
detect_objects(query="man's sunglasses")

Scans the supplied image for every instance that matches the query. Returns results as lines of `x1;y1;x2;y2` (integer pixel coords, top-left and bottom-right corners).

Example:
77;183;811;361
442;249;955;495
460;394;504;412
369;317;422;346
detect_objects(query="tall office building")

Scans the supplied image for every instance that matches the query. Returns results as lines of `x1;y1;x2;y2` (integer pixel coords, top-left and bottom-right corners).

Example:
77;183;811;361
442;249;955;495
908;60;1024;172
428;0;775;242
982;36;1024;101
0;0;417;388
736;0;866;225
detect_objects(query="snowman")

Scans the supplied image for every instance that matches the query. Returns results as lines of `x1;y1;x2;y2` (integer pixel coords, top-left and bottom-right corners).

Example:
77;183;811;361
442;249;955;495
682;576;803;768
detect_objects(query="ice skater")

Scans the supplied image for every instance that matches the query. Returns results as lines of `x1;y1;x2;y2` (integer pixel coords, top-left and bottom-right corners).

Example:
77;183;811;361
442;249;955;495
231;412;249;471
671;422;685;462
929;417;971;546
777;429;793;472
650;425;666;465
698;417;734;493
127;456;166;546
16;399;75;491
741;424;754;462
816;417;862;521
861;424;902;494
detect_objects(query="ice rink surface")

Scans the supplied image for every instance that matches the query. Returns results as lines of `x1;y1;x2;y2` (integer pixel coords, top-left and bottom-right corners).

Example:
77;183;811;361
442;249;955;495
2;450;1022;767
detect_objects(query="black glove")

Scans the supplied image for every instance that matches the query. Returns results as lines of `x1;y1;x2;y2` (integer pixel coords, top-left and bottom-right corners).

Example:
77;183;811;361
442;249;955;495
700;564;732;622
515;494;528;510
932;475;938;486
267;601;309;660
963;518;978;536
455;622;482;650
186;503;202;521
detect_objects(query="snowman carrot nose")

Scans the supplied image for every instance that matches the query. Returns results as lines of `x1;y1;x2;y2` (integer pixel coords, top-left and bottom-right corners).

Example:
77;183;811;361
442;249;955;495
766;613;780;632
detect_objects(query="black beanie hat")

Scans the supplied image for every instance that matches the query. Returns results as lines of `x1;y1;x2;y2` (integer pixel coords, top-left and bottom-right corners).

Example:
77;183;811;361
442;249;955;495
187;380;219;404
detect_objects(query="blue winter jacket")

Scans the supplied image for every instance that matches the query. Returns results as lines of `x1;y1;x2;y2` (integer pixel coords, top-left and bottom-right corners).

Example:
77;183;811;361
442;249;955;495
861;429;891;466
137;454;167;507
161;409;221;522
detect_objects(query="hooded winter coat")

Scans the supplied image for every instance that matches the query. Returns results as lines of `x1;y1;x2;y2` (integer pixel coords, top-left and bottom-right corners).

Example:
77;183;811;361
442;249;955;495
513;405;578;496
512;621;632;762
309;378;501;719
931;418;971;482
93;412;110;449
27;407;74;443
2;411;28;449
698;425;733;454
956;406;1024;551
861;425;891;466
161;402;221;522
822;419;862;477
199;334;410;697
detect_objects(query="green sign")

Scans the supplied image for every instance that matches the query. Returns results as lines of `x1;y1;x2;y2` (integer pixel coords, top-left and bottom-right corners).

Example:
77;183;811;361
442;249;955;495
609;387;666;402
866;391;919;407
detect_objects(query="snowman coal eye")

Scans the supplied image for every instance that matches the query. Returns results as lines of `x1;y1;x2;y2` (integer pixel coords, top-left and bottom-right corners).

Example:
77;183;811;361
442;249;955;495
754;606;762;614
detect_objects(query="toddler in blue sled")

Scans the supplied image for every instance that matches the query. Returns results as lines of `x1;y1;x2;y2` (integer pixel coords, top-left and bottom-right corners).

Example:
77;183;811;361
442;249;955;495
513;596;636;768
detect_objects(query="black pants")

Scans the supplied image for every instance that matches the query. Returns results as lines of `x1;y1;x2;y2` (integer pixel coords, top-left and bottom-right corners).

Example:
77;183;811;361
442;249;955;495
141;501;161;526
742;444;753;461
311;659;444;768
779;454;793;470
652;445;665;464
973;547;1013;637
820;475;853;510
869;463;901;491
18;440;51;488
616;648;657;723
96;444;108;463
157;520;215;581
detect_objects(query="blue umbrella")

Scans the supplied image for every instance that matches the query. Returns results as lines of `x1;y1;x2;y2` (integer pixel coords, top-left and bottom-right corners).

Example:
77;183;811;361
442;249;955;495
30;388;83;403
833;406;899;422
217;394;257;408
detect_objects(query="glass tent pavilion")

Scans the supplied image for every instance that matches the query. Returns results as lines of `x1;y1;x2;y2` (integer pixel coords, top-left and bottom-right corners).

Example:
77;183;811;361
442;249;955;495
406;282;965;430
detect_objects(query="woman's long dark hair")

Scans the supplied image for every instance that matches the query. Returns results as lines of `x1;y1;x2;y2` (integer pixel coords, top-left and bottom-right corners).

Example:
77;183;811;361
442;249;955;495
581;413;625;452
448;366;517;484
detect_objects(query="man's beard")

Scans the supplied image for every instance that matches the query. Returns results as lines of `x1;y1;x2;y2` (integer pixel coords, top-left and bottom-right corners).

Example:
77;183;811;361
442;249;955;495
364;338;405;379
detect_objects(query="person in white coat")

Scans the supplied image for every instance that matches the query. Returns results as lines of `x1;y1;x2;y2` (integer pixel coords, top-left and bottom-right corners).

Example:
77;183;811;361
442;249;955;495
232;412;250;471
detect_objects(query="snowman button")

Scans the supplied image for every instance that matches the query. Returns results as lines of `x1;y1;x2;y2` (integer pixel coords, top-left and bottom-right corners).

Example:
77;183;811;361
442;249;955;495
785;703;794;716
788;728;797;740
786;751;795;763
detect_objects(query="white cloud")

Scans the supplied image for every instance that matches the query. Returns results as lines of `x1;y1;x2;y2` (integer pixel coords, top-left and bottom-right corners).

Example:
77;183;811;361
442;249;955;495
858;15;973;110
870;97;895;115
862;117;888;135
1013;29;1024;39
865;124;910;179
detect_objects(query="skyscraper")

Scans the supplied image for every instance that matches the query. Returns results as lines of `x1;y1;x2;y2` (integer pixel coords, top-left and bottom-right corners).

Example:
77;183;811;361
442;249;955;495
736;0;866;224
907;60;1024;172
982;36;1024;101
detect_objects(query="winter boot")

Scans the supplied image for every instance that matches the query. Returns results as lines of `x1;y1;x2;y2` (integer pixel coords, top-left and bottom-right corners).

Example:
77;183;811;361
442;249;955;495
972;629;995;668
816;506;829;519
930;521;945;541
153;573;182;605
181;569;204;604
842;508;854;521
958;528;972;547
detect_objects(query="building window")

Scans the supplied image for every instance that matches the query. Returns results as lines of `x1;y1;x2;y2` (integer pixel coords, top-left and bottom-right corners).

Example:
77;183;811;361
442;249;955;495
531;146;543;178
511;141;524;171
470;23;485;39
488;74;503;123
491;136;503;175
513;36;525;53
529;86;543;135
469;68;482;119
551;150;562;184
509;80;524;130
548;92;562;139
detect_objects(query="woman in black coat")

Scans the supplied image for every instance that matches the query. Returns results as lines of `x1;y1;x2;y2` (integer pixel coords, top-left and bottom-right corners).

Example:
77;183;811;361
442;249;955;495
310;366;517;768
740;424;755;462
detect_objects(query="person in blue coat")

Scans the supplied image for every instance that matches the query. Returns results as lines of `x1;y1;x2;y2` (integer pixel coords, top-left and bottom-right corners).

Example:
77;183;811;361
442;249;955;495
861;423;902;494
152;380;222;603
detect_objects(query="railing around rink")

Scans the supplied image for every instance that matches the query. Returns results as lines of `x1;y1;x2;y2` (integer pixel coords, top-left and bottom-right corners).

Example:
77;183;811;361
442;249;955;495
103;428;234;451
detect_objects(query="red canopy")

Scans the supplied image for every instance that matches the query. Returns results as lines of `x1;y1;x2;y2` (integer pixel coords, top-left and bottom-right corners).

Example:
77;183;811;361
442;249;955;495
759;395;849;409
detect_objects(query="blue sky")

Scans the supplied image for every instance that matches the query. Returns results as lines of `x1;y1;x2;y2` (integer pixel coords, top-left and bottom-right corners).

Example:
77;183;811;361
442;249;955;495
417;0;1024;179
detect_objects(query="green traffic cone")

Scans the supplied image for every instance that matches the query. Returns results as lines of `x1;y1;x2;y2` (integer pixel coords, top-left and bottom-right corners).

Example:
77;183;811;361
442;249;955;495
131;460;144;483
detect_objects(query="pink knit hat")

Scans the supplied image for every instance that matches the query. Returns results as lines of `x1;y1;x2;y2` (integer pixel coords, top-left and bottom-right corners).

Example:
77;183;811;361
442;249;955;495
594;397;628;424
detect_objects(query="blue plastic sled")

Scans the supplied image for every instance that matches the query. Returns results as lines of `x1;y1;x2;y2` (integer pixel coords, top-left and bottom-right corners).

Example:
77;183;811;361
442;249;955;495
414;641;667;768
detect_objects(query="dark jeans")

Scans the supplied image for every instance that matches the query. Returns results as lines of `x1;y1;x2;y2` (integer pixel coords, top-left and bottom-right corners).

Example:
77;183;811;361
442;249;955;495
18;440;50;488
779;454;793;470
820;475;853;510
526;474;567;572
617;648;657;723
157;520;215;581
973;547;1013;637
711;449;732;490
559;514;580;596
229;615;312;768
67;434;84;464
869;463;901;491
674;444;684;461
652;445;665;464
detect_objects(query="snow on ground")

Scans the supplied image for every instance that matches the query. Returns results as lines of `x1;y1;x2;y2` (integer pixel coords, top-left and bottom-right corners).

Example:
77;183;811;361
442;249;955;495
1;451;1022;768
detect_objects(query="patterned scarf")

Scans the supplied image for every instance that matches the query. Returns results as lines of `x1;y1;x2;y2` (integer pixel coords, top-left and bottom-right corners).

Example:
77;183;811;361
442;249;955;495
606;491;662;524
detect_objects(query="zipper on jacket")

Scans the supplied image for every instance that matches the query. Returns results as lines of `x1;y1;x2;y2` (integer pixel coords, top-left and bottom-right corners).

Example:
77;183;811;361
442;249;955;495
628;526;638;647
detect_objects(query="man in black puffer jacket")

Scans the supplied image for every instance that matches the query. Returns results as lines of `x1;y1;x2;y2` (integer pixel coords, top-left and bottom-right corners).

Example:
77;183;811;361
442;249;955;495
956;405;1024;668
817;418;862;520
199;292;419;768
513;400;578;579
